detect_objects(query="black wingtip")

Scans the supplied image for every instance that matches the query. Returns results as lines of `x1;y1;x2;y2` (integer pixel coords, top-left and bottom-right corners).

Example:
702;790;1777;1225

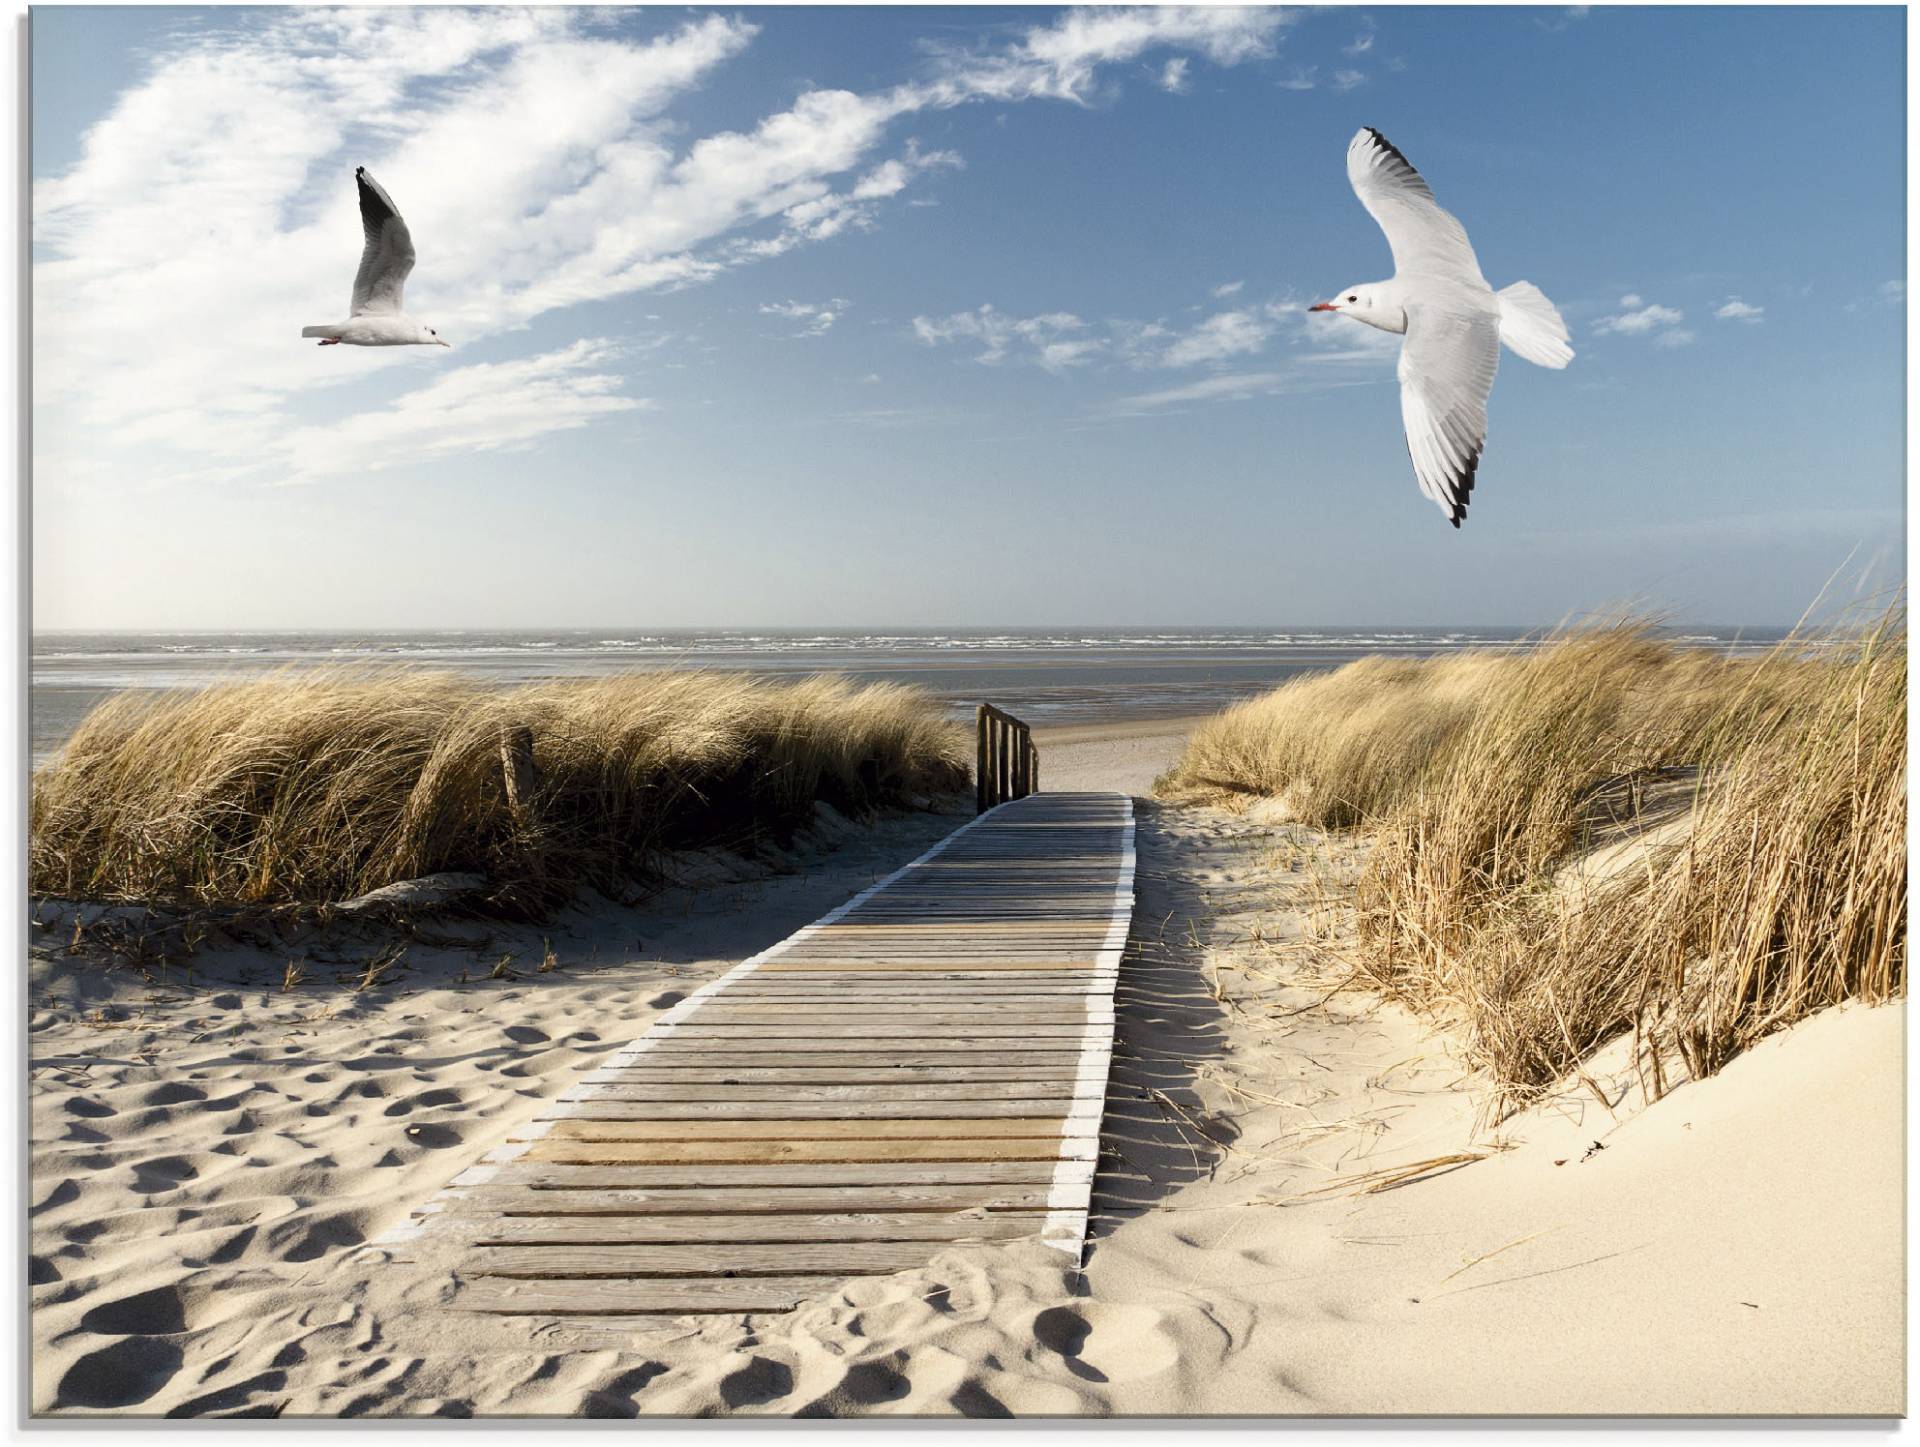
1450;515;1462;529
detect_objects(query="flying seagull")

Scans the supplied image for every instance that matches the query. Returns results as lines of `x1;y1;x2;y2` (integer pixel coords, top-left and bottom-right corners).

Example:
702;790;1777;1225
1312;128;1571;528
302;168;449;349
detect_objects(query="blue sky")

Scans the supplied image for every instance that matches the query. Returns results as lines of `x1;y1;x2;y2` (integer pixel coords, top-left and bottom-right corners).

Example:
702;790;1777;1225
31;5;1906;630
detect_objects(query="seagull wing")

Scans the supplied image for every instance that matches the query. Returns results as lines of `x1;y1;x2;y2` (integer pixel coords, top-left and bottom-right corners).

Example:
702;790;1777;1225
349;167;416;317
1398;299;1500;528
1347;127;1483;282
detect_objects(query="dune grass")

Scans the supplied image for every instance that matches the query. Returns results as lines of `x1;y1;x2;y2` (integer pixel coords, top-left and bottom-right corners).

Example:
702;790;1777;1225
30;669;970;914
1159;614;1906;1101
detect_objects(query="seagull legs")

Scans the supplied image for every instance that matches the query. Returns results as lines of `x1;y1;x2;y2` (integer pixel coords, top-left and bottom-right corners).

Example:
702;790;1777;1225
317;337;342;346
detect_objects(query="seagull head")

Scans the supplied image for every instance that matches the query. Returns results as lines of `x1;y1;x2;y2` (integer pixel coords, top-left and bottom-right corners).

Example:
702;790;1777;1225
1309;285;1404;335
418;324;451;348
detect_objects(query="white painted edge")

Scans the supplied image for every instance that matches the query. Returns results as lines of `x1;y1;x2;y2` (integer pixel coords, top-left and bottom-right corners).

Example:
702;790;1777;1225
1040;796;1135;1260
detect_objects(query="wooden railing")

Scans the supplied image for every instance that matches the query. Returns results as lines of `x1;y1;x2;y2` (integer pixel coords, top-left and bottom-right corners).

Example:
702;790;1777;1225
975;704;1039;813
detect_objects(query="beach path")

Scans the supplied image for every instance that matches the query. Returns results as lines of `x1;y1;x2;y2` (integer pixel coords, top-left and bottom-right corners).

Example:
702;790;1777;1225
389;791;1135;1318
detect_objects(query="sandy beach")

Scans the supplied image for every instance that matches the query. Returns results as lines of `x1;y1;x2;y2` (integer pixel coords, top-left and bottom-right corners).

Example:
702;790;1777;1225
28;717;1901;1416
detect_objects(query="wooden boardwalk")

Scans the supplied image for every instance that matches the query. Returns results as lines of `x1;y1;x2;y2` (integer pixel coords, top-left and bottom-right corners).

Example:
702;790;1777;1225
393;791;1135;1317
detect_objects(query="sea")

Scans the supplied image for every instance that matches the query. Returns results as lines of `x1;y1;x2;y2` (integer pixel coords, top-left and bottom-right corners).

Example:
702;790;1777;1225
29;627;1789;769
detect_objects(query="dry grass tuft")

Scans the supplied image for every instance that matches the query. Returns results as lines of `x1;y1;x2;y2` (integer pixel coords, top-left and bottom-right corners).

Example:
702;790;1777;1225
1160;613;1906;1101
31;669;968;915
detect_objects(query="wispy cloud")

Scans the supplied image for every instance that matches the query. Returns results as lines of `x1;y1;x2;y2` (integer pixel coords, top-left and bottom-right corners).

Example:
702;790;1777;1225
760;299;849;336
279;341;648;482
1535;6;1592;33
1276;65;1318;90
1342;20;1376;56
1158;56;1191;93
1107;370;1292;413
1211;280;1246;299
918;290;1397;412
1160;306;1279;367
912;306;1104;372
1593;294;1690;343
1714;297;1765;323
1331;69;1368;92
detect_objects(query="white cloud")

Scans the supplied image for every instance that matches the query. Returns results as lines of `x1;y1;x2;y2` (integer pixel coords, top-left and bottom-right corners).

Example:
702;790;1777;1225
1593;296;1686;337
929;6;1292;105
761;298;849;336
917;291;1399;411
1158;57;1191;93
1161;307;1276;367
1715;297;1765;323
1653;329;1697;350
1211;280;1245;299
1109;371;1291;413
1881;280;1906;303
1536;6;1591;33
1276;66;1318;90
1331;69;1367;92
37;5;1290;489
1343;23;1376;57
278;340;648;482
912;306;1103;371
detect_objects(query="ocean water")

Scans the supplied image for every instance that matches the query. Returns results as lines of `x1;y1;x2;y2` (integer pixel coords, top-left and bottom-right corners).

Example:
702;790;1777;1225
29;627;1787;768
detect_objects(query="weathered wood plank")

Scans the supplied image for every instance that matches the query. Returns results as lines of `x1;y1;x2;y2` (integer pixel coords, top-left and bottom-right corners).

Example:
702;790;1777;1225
579;1051;1098;1074
433;1184;1058;1215
518;1137;1079;1166
532;1118;1068;1141
460;1276;846;1316
469;1212;1048;1245
560;1082;1081;1104
472;1160;1085;1188
472;1242;956;1279
549;1101;1077;1121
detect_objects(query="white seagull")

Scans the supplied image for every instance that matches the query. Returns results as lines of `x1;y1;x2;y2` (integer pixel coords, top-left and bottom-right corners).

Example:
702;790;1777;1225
1313;128;1571;528
302;168;450;349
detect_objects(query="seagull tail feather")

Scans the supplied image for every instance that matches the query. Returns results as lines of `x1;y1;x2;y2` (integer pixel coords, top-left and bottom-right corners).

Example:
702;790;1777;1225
1496;282;1574;369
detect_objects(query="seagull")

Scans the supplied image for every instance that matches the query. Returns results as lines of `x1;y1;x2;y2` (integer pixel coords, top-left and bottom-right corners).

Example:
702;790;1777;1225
301;168;450;349
1312;128;1571;528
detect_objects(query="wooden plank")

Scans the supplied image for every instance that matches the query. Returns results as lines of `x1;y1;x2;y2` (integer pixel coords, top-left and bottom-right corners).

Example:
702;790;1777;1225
560;1074;1090;1097
473;1161;1082;1188
533;1118;1068;1141
469;1213;1048;1245
461;1276;845;1316
552;1099;1077;1120
434;1185;1058;1215
579;1051;1098;1074
518;1138;1075;1166
656;1025;1092;1040
615;1051;1095;1068
473;1242;956;1278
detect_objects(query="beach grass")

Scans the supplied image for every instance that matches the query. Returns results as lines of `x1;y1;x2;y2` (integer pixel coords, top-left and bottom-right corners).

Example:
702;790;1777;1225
29;669;970;914
1159;612;1906;1099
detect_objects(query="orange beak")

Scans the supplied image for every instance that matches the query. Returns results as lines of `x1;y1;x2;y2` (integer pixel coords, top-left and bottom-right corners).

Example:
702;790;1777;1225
1309;302;1338;312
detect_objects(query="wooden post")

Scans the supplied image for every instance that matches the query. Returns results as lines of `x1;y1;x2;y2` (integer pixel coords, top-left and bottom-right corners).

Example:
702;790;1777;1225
500;725;538;815
1015;724;1029;798
1030;741;1040;796
975;705;990;814
996;716;1010;804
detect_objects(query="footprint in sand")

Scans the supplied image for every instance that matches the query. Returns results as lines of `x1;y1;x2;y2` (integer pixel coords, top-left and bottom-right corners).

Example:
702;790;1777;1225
56;1336;185;1409
717;1354;793;1408
1032;1303;1180;1384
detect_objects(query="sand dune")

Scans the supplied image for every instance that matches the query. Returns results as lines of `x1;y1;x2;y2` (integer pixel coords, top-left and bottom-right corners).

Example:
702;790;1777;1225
29;730;1901;1416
